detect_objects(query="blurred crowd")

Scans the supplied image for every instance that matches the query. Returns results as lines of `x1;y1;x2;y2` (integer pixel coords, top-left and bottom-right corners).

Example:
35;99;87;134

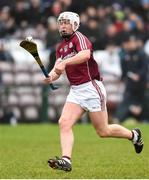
0;0;149;124
0;0;148;50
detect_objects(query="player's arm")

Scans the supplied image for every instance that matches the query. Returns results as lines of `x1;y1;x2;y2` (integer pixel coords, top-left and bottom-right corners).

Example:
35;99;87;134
54;50;90;75
44;59;62;84
64;49;90;65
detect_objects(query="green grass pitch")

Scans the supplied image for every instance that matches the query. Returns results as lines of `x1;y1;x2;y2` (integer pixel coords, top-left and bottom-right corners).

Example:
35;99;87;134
0;123;149;179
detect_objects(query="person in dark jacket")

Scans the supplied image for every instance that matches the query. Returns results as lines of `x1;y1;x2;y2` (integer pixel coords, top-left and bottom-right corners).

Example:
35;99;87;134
115;35;148;122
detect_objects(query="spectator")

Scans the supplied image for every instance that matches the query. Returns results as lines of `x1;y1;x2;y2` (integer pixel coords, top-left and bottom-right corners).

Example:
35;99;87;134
49;0;62;17
45;17;60;50
34;23;46;40
127;12;144;32
27;0;43;26
102;24;122;49
115;35;149;123
59;0;72;11
98;41;122;77
0;6;16;38
68;0;89;13
86;6;97;19
141;0;149;8
82;17;100;50
79;12;89;33
0;40;14;63
94;42;122;121
97;5;112;34
12;0;29;27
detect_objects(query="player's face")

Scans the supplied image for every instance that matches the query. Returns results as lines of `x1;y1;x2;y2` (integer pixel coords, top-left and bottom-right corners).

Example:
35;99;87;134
58;19;74;38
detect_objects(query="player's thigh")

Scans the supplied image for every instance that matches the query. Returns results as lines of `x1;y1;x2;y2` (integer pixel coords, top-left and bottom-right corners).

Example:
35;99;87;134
89;110;108;131
59;102;85;127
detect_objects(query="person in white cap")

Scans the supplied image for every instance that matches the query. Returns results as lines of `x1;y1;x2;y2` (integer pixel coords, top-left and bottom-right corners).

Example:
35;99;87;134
44;11;144;172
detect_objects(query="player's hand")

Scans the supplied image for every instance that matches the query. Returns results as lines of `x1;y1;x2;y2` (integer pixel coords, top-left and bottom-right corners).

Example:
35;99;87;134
54;61;66;75
43;75;53;84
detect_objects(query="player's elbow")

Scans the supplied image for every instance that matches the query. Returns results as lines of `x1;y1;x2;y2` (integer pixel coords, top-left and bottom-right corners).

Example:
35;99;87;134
83;50;91;61
86;51;91;60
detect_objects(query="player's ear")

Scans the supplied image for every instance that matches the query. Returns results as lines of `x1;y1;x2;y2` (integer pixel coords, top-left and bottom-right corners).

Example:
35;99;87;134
74;22;78;26
74;22;79;31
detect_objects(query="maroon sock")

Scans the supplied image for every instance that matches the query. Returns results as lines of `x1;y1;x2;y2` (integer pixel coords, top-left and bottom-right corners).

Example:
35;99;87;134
62;156;71;160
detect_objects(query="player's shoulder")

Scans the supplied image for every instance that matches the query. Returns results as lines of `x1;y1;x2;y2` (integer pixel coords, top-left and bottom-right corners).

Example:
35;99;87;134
74;31;91;44
74;31;92;47
75;31;88;39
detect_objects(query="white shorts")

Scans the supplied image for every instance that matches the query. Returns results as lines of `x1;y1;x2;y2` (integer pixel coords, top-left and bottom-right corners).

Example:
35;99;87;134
66;80;107;112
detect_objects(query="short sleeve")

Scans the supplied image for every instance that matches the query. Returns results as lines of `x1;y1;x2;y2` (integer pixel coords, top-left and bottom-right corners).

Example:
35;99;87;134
75;32;92;52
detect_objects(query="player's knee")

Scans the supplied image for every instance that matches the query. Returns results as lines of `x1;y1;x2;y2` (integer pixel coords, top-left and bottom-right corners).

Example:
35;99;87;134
96;128;110;138
59;116;71;131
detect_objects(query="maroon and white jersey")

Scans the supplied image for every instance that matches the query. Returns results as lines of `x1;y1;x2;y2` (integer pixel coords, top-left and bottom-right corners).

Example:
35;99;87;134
56;31;101;85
